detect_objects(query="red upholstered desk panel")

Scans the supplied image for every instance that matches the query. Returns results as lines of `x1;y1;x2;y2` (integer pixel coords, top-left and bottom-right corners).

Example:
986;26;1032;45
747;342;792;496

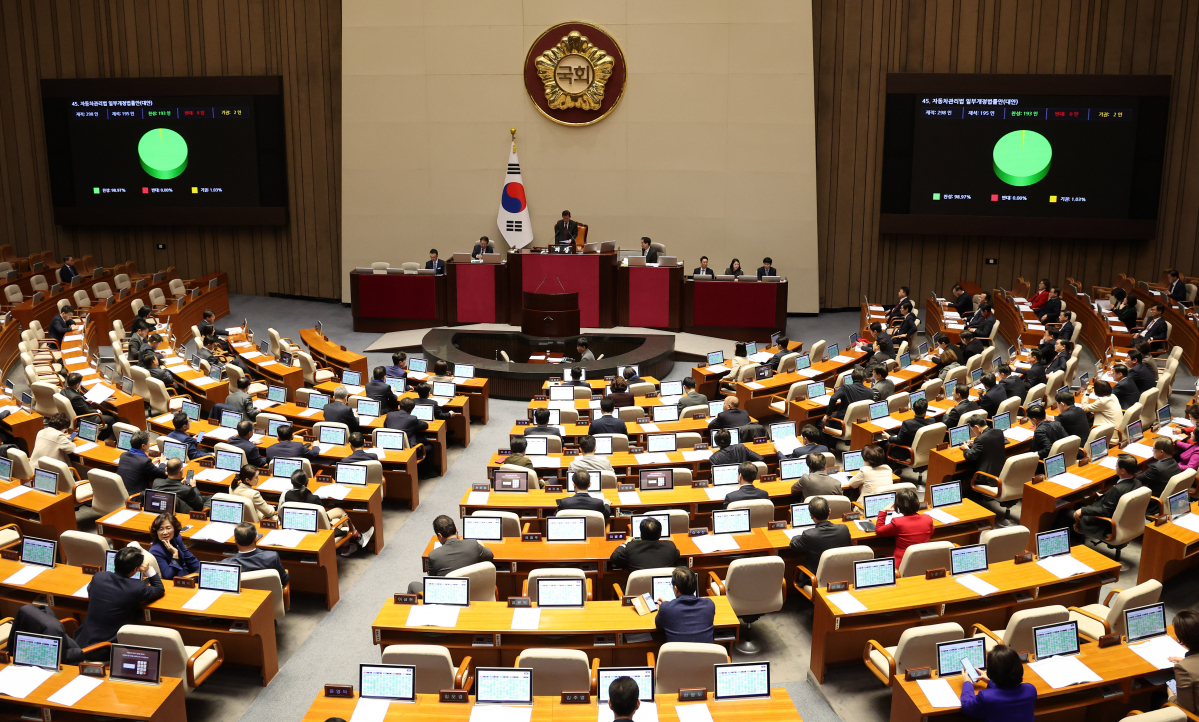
629;267;671;328
692;281;779;328
455;264;496;324
357;274;437;319
521;254;600;327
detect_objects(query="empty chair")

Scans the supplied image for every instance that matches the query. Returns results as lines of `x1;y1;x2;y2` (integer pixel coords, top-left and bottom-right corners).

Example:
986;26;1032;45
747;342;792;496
380;645;470;693
445;561;496;602
37;457;91;504
770;381;811;415
618;406;644;422
58;531;109;567
1024;383;1047;408
887;391;910;413
887;423;946;484
727;499;775;528
1086;423;1116;451
514;649;590;697
1117;403;1143;441
113;273;131;291
92;281;113;300
1047;434;1080;463
169;278;187;297
823;399;871;451
653;642;729;694
1083;486;1152;563
3;285;22;306
1117;710;1187;722
973;605;1068;654
370;262;390;274
148;287;167;310
628;381;656;397
979;525;1030;564
241;569;288;622
268;328;297;358
996;395;1022;417
469;511;521;538
896;541;953;578
115;625;222;693
776;352;800;375
87;469;129;517
1068;580;1163;641
709;556;785;653
971;451;1038;520
1155;469;1197;511
865;623;965;686
73;289;91;310
226;363;267;396
297;352;335;386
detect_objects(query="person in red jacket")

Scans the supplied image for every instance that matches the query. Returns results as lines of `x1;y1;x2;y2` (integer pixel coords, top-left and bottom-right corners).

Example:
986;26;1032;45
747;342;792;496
1028;278;1051;311
875;488;934;570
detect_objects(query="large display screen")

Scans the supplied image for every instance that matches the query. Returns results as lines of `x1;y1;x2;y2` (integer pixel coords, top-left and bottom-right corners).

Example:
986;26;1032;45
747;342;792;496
42;76;287;225
880;74;1170;238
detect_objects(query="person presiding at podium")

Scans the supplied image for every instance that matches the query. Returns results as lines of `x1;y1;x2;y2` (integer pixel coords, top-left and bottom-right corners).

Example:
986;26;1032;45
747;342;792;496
757;257;777;280
640;237;658;263
554;210;578;245
471;236;492;259
693;256;715;277
426;249;445;274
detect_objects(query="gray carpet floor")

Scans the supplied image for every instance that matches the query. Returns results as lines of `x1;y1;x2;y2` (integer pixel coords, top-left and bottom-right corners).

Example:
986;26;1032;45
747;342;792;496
27;295;1190;722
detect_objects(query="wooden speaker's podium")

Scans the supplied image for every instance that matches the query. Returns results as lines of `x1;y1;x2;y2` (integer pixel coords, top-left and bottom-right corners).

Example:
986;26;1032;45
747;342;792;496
522;291;580;337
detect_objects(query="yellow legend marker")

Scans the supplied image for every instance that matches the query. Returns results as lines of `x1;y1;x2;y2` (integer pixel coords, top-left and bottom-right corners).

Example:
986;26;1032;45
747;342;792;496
1049;195;1057;202
192;187;198;193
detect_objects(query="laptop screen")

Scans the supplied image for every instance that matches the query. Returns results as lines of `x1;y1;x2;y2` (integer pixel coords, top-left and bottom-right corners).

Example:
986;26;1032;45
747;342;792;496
899;353;911;368
535;577;586;607
359;664;415;701
827;343;840;359
272;457;304;479
433;382;456;398
77;420;99;442
20;537;56;568
936;638;986;677
422;577;470;606
181;400;201;420
462;516;503;541
868;401;889;421
639;468;673;491
0;457;11;481
1036;528;1071;559
494;471;529;492
1125;603;1168;643
949;425;970;447
210;499;244;524
408;358;428;373
652;405;680;423
863;492;895;518
1158;405;1172;425
931;481;962;508
336;464;368;486
356;399;381;418
548;385;574;401
385;377;406;393
281;506;318;533
1089;438;1109;460
266;419;289;438
712;508;750;535
712;464;740;486
1033;621;1080;659
1044;453;1067;479
779;458;808;481
308;393;329;410
631;513;671;540
770;421;797;440
541;408;561;426
110;644;161;684
808;382;827;399
143;490;176;516
853;558;897;589
545;516;587;542
910;390;926;406
842;450;864;472
319;426;347;445
660;381;683;396
992;412;1011;431
1128;420;1143;442
1169;490;1191;520
199;561;241;593
523;435;548;456
215;449;242;472
116;430;134;451
375;431;405;450
944;380;957;399
713;662;771;701
475;668;532;705
454;364;475;379
646;434;676;453
12;632;61;671
796;354;811;370
162;440;187;462
220;410;240;428
707;351;724;365
597;667;656;704
790;503;814;528
593;436;613;455
342;370;362;386
652;576;676;602
950;544;988;575
411;404;434;421
31;469;58;495
708;400;724;416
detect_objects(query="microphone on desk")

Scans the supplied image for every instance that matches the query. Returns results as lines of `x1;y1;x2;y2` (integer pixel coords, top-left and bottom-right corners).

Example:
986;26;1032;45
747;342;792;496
534;277;548;292
556;277;566;292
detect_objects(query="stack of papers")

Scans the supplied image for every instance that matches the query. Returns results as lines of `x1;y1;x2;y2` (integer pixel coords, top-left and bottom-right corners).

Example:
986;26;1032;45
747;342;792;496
745;382;765;390
693;535;740;553
349;697;392;722
1173;514;1199;533
748;352;774;363
798;368;822;378
467;491;491;505
783;527;810;539
510;608;541;630
343;384;365;395
315;484;351;500
773;436;803;456
617;491;642;505
639;423;660;433
827;591;867;614
916;678;960;708
682;449;712;462
298;408;321;417
204;427;237;441
255;477;292;493
874;417;902;430
3;565;48;586
261;529;308;548
1047;472;1091;490
195;468;236;483
830;471;854;485
924;508;959;524
809;395;831;406
0;486;30;501
1124;442;1155;457
658;395;681;406
251;398;276;410
104;508;140;525
83;385;114;404
831;355;854;363
0;664;53;699
634;453;671;465
530;456;560;469
1004;427;1035;442
182;589;224;611
955;574;999;596
468;706;533;722
46;674;103;706
706;364;730;374
192;522;237;543
1037;555;1094;579
239;351;263;360
1129;635;1188;669
705;486;735;500
1028;654;1102;688
406;604;460;628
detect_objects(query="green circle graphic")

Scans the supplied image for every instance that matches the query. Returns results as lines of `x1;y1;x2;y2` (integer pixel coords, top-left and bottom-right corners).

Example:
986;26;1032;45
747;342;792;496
993;129;1051;186
138;128;188;180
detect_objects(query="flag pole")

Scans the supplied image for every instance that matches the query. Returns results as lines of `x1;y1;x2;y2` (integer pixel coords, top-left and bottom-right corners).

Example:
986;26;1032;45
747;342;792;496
511;127;516;152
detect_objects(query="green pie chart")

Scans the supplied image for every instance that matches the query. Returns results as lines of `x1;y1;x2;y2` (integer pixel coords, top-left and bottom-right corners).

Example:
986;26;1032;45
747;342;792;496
993;129;1051;186
138;128;188;180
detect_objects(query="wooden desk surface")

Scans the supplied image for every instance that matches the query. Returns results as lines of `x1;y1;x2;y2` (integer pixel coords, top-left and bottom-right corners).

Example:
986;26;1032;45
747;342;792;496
1138;499;1199;585
300;327;367;374
96;508;333;555
486;442;783;473
508;417;716;439
302;690;802;722
0;662;186;721
541;376;662;391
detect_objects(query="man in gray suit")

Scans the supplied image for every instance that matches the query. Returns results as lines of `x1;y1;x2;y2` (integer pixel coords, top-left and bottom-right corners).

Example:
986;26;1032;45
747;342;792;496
790;453;842;500
676;376;708;411
407;515;494;594
226;374;259;421
870;365;894;402
567;435;613;475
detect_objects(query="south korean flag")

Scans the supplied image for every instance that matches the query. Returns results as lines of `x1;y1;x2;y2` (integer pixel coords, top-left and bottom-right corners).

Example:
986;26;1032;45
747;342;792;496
497;140;534;249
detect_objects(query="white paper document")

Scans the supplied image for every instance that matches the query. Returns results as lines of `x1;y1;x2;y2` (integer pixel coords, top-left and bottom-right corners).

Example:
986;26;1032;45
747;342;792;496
598;700;659;722
827;591;867;614
510;607;541;630
1003;427;1035;442
672;702;714;722
873;417;902;430
955;574;999;597
84;384;114;404
693;534;740;553
46;674;103;706
298;408;321;417
3;565;47;586
1037;555;1094;579
74;583;90;598
1129;635;1188;669
924;508;959;524
239;351;263;359
316;443;339;455
916;678;960;708
255;477;292;493
831;355;854;363
467;491;491;505
195;469;236;483
252;398;276;410
1099;456;1120;470
1124;442;1155;458
182;589;224;611
797;368;822;378
349;697;392;722
0;486;31;501
405;604;460;628
73;442;98;454
808;394;831;407
104;509;139;526
315;484;351;501
682;449;712;462
706;364;730;374
783;527;810;539
203;427;237;441
1173;514;1199;533
635;453;671;465
0;664;53;699
617;491;642;505
745;382;764;390
193;522;237;543
469;706;532;722
1047;472;1091;490
261;529;308;548
1029;654;1102;689
705;486;735;500
639;423;660;433
165;364;190;373
748;352;773;363
773;436;802;456
658;396;681;406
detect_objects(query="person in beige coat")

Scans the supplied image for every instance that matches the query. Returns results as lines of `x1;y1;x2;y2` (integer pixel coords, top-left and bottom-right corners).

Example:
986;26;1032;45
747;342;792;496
30;414;75;465
1082;380;1123;430
229;465;276;520
845;444;893;497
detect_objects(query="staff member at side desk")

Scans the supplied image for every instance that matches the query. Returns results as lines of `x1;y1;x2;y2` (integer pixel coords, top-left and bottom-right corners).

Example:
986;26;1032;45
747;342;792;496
425;249;445;274
692;256;715;277
639;237;657;263
556;470;610;519
789;496;851;571
609;517;679;571
575;337;595;362
74;547;164;659
725;259;744;278
407;515;493;594
959;645;1037;722
653;567;715;644
471;236;493;259
1168;609;1199;714
757;257;777;280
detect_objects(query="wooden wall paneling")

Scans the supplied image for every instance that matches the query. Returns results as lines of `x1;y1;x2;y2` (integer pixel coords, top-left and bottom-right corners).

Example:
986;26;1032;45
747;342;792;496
0;0;341;300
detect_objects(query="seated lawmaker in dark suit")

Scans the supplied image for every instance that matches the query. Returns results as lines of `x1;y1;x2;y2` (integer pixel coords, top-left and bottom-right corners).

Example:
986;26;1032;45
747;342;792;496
708;396;751;430
9;605;85;665
365;366;398;412
228;522;290;586
977;373;1007;417
64;372;115;440
151;459;206;514
722;462;769;509
1135;304;1168;343
609;517;679;571
856;323;893;368
1111;364;1140;409
384;398;430;450
709;429;763;466
790;453;843;500
343;433;377;463
1136;438;1181;510
525;408;562;438
425;249;446;274
589;397;628;436
1055;391;1090;445
1046;341;1071;376
692;256;715;276
1166;269;1187;303
997;364;1028;402
788;424;829;459
789;497;852;574
1127;351;1157;393
893;301;918;344
48;306;75;344
321;387;361;433
58;255;80;284
74;547;165;658
885;399;936;462
654;566;716;644
1038;287;1063;324
1075;454;1142;540
1027;404;1067;459
264;423;321;465
471;236;494;259
972;305;996;340
639;237;658;263
227;420;266;468
950;285;973;317
413;382;452;421
963;416;1007;481
756;257;778;280
147;510;200;579
943;383;980;430
959;330;984;365
556;471;610;520
870;365;895;402
1022;349;1049;387
116;430;168;498
407;515;494;594
827;367;873;421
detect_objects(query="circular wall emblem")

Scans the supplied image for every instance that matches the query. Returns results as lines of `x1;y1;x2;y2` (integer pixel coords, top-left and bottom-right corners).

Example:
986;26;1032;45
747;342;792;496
524;22;627;127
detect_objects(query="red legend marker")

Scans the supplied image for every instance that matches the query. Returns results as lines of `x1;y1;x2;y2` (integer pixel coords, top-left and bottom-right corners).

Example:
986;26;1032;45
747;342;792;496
142;187;149;194
991;194;999;201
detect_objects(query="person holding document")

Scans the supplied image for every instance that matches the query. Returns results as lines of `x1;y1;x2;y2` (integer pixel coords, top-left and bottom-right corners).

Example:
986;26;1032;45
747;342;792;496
959;645;1037;722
